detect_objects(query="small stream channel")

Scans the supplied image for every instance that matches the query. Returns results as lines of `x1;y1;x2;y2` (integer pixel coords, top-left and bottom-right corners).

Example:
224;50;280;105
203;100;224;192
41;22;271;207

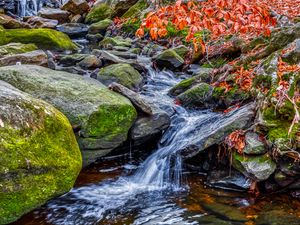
12;57;300;225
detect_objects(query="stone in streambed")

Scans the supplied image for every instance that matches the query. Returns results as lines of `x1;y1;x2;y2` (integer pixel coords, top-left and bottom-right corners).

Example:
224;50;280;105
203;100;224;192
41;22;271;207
243;132;267;155
0;14;29;29
59;53;90;66
77;55;102;69
38;8;70;24
0;50;48;67
85;3;112;24
25;16;58;28
0;28;77;51
62;0;90;15
56;23;89;38
154;49;184;69
232;152;276;181
99;36;132;48
255;209;300;225
88;19;112;35
0;65;137;166
172;45;190;58
97;63;143;90
122;0;148;18
0;81;82;224
0;43;38;57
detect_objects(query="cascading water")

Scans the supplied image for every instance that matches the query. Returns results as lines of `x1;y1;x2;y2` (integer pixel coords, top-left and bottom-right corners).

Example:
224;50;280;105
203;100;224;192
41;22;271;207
37;56;250;225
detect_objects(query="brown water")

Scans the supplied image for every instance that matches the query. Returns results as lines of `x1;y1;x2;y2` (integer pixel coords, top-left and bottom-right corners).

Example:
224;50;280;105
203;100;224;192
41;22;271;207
13;154;300;225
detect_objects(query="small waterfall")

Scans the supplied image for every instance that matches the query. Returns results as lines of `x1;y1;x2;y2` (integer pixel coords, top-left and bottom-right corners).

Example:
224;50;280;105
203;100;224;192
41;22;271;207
18;0;39;17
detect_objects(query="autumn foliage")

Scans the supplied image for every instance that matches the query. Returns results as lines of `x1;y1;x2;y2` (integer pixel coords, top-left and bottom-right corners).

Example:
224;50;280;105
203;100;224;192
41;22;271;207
136;0;277;52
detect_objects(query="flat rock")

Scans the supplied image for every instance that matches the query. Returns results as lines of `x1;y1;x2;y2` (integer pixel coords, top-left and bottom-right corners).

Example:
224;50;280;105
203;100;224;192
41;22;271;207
0;50;48;67
56;23;88;38
38;8;70;24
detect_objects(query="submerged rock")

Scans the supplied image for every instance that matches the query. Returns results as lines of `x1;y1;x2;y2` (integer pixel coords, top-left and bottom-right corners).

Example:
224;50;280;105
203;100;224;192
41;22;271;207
97;63;143;90
0;28;77;51
232;152;276;181
0;65;137;166
154;49;185;69
0;81;82;224
0;50;48;67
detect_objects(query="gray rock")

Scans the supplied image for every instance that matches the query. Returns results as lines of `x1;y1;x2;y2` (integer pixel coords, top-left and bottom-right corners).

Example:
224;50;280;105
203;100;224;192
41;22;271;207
282;38;300;64
56;23;88;38
77;55;102;69
38;8;70;24
88;19;112;35
0;65;137;166
0;43;38;57
59;53;90;66
243;132;267;155
154;49;184;69
0;50;48;67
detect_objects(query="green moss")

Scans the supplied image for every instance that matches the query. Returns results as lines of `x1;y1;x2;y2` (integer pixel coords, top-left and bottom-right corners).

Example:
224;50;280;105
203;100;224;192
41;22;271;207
122;0;148;18
172;45;189;58
0;43;38;56
97;63;143;90
166;23;189;38
85;3;112;24
202;57;228;68
0;28;77;51
99;36;132;48
0;84;81;224
89;19;113;34
169;76;197;96
121;18;141;34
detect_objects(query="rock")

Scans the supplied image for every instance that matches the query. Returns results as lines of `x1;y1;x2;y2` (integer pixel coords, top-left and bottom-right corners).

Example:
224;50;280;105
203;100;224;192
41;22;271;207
176;83;213;108
180;103;255;158
207;169;252;191
55;65;87;75
0;28;77;51
56;23;88;38
25;16;58;28
105;50;137;59
111;0;139;17
70;14;83;23
59;53;89;66
243;132;267;155
97;63;143;90
131;112;171;145
0;14;28;29
122;0;147;18
0;43;38;57
85;3;112;24
38;8;70;24
113;46;130;51
0;50;48;67
232;152;276;181
88;18;112;35
0;65;137;166
172;45;190;58
86;33;104;43
202;202;247;222
255;210;300;225
77;55;102;69
99;36;132;48
0;81;82;224
282;39;300;64
61;0;89;15
154;49;184;69
274;171;295;187
109;82;153;115
169;68;213;96
197;215;233;225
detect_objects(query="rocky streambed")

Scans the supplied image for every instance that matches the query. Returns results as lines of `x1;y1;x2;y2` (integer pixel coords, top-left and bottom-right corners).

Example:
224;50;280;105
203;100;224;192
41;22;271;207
1;0;300;224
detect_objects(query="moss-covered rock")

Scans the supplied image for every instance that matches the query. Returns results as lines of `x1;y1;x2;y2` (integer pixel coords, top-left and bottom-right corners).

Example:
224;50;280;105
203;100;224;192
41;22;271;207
0;28;77;51
88;18;112;35
281;39;300;64
97;63;143;90
243;132;267;155
0;43;38;57
85;3;112;24
0;65;137;166
232;152;276;181
172;45;190;58
122;0;147;18
177;83;213;108
154;49;185;69
99;36;132;48
0;81;82;224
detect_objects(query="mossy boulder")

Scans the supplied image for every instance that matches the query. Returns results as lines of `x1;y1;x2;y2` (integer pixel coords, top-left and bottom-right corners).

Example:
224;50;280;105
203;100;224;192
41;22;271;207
85;3;112;24
232;152;276;181
243;132;267;155
0;65;137;166
59;53;90;66
88;19;112;35
0;81;82;224
176;83;213;108
172;45;189;58
97;63;143;90
122;0;147;18
154;49;185;69
0;28;77;51
99;36;132;48
0;43;38;57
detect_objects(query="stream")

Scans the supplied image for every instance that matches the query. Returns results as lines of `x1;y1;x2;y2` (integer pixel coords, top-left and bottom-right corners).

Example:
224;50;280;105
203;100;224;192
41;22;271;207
12;57;300;225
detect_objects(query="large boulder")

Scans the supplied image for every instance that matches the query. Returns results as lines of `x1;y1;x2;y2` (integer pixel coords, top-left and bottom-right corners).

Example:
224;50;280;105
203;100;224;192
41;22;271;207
0;28;77;51
0;81;82;224
61;0;90;15
0;43;38;57
97;63;143;90
85;3;112;24
0;50;48;67
0;65;137;166
0;14;28;29
24;16;58;29
38;8;70;24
